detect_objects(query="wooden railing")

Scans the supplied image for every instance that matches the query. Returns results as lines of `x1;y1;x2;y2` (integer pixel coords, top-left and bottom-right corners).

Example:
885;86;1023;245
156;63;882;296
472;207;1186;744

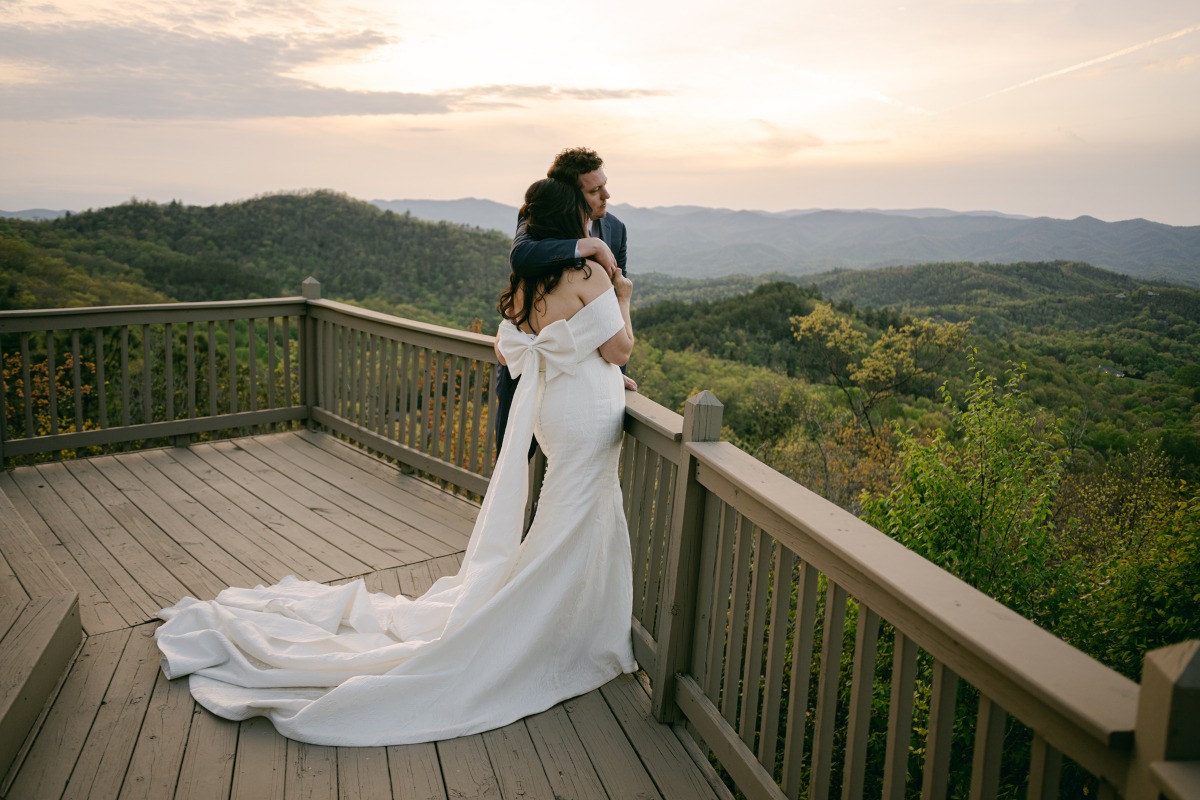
1;281;1196;800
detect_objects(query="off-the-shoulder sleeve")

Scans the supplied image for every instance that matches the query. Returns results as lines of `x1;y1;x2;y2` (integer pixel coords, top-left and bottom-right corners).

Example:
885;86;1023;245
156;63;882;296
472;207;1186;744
568;290;625;356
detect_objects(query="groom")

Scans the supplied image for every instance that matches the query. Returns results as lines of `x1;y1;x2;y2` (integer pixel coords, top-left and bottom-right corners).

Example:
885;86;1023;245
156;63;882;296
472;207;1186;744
494;147;634;453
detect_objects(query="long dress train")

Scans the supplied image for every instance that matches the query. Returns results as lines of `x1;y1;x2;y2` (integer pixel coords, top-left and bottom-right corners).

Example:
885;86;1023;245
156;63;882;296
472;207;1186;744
154;289;637;746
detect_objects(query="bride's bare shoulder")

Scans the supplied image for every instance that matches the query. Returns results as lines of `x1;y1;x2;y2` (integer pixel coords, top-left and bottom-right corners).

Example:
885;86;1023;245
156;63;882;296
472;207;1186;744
568;261;610;303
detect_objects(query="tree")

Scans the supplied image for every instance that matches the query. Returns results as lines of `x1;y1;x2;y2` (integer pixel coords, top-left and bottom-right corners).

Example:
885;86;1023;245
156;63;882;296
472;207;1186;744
792;302;970;435
860;360;1074;624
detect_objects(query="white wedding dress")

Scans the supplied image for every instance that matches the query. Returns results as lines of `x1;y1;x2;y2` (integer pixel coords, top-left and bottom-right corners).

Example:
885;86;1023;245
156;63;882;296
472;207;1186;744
155;289;637;746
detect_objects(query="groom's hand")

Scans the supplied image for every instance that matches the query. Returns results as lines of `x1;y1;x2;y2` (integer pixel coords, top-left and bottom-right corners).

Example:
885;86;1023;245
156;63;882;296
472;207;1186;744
577;238;618;278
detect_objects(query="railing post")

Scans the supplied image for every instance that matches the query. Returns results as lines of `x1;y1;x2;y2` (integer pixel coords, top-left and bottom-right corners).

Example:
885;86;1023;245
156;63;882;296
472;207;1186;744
301;278;320;429
651;390;723;722
1125;640;1200;799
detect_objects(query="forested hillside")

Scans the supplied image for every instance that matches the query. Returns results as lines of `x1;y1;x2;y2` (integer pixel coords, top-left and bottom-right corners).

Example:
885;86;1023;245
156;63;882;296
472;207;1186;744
633;262;1200;469
1;191;511;327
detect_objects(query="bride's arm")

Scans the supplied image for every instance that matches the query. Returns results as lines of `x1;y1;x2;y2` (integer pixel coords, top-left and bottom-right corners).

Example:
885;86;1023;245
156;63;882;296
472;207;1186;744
598;273;634;366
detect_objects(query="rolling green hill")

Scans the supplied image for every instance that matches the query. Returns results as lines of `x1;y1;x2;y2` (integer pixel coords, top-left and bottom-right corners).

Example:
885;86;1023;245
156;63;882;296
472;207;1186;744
1;191;511;328
632;262;1200;470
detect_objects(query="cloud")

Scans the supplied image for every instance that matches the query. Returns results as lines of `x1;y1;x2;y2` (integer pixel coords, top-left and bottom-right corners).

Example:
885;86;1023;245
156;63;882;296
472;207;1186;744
450;84;668;105
0;19;664;120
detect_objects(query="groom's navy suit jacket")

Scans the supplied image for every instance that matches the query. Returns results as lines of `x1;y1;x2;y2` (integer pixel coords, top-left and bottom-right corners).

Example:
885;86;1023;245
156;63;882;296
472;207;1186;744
493;213;628;454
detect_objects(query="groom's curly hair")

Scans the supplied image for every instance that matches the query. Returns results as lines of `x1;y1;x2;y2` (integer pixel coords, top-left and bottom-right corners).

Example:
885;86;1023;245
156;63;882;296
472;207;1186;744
498;178;592;332
547;147;604;188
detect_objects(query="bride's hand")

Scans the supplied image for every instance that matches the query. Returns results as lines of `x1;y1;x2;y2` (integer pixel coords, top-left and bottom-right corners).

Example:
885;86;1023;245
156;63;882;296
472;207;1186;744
612;272;632;302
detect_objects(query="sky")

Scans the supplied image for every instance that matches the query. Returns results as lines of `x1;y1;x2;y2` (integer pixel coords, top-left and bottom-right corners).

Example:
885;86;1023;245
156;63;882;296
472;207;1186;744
1;0;1198;225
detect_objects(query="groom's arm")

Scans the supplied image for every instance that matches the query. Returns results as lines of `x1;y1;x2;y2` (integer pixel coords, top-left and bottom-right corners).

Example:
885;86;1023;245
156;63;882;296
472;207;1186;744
510;219;619;278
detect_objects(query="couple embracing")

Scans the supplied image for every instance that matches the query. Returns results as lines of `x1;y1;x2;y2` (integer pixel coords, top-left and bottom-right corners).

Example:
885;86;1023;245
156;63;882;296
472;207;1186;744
153;147;642;746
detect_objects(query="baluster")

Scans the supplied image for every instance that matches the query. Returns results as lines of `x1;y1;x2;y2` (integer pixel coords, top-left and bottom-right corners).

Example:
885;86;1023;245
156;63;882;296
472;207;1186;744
810;581;848;800
1027;734;1063;800
969;696;1007;800
455;356;469;467
94;328;107;429
207;321;217;417
283;315;294;408
407;346;421;448
738;527;772;750
165;322;174;421
121;327;131;426
47;332;58;436
186;322;196;419
434;352;448;455
483;363;498;476
267;317;277;409
921;661;959;800
722;514;754;729
71;329;82;432
340;325;351;421
248;318;258;413
469;359;485;472
782;560;820;798
883;629;920;800
629;443;654;621
395;340;410;442
759;544;796;769
227;319;237;415
20;332;33;437
642;459;674;635
843;604;881;800
365;332;376;430
142;323;152;424
706;503;738;704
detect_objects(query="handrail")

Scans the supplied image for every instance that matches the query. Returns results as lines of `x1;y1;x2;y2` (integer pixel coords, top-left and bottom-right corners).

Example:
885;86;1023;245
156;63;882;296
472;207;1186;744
690;438;1137;781
0;297;308;333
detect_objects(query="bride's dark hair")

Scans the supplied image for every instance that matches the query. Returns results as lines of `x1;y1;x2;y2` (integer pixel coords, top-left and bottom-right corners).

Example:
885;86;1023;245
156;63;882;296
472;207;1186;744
497;178;592;331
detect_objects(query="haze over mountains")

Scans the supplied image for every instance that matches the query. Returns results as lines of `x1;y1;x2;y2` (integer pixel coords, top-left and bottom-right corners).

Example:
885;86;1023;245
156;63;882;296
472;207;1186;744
7;197;1199;287
372;198;1200;287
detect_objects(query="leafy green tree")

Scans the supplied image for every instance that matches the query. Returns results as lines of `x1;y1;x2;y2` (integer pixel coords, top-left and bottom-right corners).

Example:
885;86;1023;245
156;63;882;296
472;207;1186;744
792;302;971;436
860;360;1074;624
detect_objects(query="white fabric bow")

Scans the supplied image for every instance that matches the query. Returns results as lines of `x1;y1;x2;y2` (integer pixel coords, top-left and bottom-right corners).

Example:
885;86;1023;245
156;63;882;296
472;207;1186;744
497;320;580;384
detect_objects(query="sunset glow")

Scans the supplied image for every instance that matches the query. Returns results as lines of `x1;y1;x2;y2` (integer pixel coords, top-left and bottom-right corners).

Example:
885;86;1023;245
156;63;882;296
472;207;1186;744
1;0;1197;224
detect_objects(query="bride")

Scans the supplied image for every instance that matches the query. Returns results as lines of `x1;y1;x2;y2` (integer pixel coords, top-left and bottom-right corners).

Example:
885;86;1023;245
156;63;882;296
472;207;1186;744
154;177;637;746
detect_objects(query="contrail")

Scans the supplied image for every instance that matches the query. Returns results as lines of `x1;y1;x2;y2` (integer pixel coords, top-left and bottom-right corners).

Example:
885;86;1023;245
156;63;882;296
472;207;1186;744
978;22;1200;101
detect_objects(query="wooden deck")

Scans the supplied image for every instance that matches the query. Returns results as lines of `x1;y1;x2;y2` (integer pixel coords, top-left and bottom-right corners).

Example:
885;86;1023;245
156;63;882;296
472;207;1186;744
0;430;726;800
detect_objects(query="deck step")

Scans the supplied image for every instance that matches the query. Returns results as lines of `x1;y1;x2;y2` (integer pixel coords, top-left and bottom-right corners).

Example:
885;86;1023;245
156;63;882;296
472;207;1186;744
0;490;82;778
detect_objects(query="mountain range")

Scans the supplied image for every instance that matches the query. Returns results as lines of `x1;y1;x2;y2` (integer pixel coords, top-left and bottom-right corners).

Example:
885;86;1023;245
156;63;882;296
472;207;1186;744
371;198;1200;287
7;197;1199;287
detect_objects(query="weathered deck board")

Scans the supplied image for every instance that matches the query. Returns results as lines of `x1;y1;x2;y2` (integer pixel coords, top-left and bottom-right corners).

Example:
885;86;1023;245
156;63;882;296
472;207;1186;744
482;722;557;799
137;447;359;582
228;436;458;559
8;468;158;627
41;461;192;615
386;742;446;800
1;431;721;800
524;703;609;799
263;432;476;548
61;626;162;800
0;472;124;634
293;431;480;527
209;439;436;565
564;689;664;799
600;672;724;799
62;458;227;603
5;628;131;800
119;665;194;800
437;735;501;799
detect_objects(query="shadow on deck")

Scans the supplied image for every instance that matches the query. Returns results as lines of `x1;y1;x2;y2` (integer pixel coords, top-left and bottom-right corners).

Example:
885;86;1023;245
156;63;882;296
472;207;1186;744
0;431;726;800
